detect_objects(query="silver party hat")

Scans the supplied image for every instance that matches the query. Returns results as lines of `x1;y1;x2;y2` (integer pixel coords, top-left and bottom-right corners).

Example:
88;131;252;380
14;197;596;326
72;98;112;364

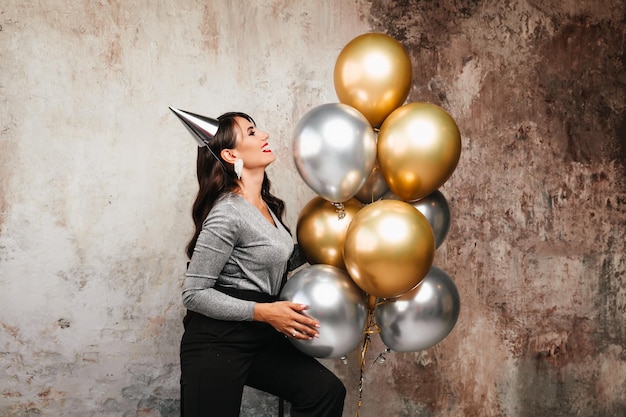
169;107;219;147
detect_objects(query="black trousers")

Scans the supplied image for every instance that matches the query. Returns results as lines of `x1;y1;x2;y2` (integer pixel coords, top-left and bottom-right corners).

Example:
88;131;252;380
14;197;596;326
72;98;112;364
180;290;346;417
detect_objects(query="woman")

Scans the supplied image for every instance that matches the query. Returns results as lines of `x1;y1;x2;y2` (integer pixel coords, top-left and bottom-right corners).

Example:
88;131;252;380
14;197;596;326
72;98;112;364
179;111;346;417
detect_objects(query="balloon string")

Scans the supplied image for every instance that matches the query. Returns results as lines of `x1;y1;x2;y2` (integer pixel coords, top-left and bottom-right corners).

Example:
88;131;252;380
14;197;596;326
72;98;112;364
356;332;369;417
355;306;381;417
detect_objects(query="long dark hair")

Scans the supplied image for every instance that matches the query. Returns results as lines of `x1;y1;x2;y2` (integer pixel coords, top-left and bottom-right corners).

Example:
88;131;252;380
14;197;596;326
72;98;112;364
186;112;288;259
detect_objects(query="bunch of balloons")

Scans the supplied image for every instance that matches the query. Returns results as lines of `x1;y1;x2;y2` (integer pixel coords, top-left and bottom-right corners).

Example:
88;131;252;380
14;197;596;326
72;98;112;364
283;33;461;363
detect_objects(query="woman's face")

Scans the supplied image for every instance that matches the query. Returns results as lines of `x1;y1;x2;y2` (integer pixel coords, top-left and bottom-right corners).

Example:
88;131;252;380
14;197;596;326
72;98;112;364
232;116;275;170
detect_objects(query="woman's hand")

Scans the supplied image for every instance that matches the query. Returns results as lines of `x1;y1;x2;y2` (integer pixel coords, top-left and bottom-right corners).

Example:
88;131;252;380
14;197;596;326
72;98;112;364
254;301;320;340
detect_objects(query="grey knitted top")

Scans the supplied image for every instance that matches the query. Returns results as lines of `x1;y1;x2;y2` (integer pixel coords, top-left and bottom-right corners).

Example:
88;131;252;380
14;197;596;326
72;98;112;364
183;192;295;321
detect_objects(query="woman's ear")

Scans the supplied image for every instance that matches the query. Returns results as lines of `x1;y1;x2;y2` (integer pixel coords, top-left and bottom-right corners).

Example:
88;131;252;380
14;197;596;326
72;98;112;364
220;149;238;164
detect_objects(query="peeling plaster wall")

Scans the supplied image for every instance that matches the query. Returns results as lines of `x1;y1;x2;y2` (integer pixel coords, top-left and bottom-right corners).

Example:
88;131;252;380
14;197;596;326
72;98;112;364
1;1;625;417
0;1;369;416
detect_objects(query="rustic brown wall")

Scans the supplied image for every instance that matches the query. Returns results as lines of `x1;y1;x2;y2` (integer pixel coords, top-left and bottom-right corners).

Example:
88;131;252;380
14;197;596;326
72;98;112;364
337;1;625;416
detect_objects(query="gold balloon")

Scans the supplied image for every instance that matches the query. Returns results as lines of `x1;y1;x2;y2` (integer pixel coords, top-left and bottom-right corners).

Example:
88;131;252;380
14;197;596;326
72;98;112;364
343;200;435;299
296;197;363;270
367;294;377;311
334;33;412;128
377;102;461;201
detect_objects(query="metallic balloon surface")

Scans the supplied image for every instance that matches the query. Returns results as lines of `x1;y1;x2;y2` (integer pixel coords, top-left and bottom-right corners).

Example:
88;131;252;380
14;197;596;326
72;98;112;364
296;197;363;270
375;266;460;352
386;190;451;248
334;33;412;128
354;160;389;205
279;264;367;359
411;190;451;249
343;200;435;299
378;102;461;201
293;103;377;203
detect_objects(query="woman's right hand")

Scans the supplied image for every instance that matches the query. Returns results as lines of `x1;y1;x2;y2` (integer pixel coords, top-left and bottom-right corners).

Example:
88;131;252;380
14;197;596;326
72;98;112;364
253;301;320;340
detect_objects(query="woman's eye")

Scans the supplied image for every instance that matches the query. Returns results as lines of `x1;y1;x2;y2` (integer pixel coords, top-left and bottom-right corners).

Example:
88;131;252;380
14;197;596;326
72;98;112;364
250;131;256;136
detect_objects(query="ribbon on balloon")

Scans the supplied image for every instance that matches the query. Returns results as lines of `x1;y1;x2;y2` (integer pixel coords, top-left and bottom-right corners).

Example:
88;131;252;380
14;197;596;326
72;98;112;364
355;303;380;417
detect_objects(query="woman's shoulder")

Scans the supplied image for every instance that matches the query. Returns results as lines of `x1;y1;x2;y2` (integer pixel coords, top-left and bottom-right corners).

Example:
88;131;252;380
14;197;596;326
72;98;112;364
216;192;246;209
203;193;245;224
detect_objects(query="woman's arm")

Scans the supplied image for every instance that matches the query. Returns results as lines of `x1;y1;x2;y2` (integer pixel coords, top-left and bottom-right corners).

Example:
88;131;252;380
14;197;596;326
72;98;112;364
182;201;256;321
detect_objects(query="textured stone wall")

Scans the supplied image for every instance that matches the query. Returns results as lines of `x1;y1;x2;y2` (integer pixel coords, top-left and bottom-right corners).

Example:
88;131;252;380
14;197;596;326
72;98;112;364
0;1;624;416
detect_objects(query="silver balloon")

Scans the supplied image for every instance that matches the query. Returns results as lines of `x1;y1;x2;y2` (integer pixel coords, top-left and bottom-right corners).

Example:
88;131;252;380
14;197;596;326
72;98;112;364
293;103;377;203
385;190;451;248
375;266;460;352
280;264;367;359
354;160;389;204
410;190;451;248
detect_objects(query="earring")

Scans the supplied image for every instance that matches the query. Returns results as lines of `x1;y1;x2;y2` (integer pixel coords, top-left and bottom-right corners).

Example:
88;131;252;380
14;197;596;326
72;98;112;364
234;158;244;179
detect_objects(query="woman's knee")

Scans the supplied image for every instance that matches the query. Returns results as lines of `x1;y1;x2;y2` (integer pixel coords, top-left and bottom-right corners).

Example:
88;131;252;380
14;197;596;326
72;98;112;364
313;370;346;413
328;374;346;401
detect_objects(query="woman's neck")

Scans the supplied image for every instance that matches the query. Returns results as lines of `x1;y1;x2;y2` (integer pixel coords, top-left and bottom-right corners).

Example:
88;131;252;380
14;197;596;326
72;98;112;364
237;171;265;208
237;172;275;225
